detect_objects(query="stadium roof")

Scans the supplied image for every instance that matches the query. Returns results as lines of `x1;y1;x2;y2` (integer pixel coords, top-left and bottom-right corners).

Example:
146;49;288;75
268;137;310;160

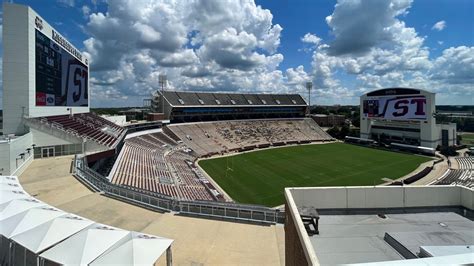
160;90;307;107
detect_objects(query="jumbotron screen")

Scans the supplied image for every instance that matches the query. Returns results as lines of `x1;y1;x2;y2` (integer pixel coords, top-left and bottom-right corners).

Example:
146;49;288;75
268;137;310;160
363;95;427;121
35;29;88;106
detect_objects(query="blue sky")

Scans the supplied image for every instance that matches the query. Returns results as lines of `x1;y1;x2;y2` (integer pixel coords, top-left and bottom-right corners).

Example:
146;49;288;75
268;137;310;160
1;0;473;107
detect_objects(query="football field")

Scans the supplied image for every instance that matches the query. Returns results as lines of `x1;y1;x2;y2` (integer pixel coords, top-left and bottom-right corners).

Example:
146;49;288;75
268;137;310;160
199;143;432;207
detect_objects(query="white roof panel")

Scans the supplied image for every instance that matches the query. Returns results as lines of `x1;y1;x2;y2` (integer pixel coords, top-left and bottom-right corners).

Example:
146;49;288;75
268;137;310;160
0;198;45;221
0;206;65;238
0;189;30;204
11;214;94;254
90;232;173;266
0;176;20;185
40;224;130;265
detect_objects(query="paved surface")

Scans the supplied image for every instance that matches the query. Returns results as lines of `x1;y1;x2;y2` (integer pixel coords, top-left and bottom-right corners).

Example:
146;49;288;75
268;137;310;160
19;156;285;266
310;212;474;265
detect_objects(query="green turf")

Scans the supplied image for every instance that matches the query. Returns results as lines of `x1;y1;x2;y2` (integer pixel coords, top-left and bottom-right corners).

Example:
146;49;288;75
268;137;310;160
199;143;431;207
461;133;474;146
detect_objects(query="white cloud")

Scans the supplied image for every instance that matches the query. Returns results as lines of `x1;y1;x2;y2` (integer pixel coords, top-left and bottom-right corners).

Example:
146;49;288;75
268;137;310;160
83;0;303;106
57;0;74;7
432;20;446;31
430;46;474;84
325;0;413;56
301;33;321;45
304;0;471;105
81;5;91;19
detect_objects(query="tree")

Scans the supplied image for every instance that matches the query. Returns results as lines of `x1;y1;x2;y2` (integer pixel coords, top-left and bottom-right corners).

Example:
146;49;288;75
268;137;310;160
327;126;340;139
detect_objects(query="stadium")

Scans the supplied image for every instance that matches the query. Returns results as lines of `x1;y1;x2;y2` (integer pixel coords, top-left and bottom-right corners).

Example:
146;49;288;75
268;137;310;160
0;3;472;266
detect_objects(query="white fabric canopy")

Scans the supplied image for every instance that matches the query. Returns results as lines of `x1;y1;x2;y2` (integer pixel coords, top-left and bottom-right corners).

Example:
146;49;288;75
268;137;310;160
0;182;22;191
90;232;173;266
0;198;45;221
40;224;131;265
0;206;65;238
11;214;94;254
0;189;30;204
0;176;21;185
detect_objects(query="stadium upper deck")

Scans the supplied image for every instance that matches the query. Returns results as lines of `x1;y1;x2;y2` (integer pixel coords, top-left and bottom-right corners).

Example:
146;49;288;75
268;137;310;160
152;91;308;122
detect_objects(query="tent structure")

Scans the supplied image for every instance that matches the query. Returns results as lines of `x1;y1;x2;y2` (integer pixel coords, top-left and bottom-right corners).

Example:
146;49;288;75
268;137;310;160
0;207;65;238
90;232;174;266
0;189;29;204
0;175;174;266
0;198;45;221
0;182;22;191
0;176;21;185
11;214;95;254
0;206;65;266
39;224;132;265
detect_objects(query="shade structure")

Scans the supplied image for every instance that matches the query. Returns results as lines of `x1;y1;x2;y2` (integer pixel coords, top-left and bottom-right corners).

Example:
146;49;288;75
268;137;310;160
90;232;174;266
39;224;131;265
11;214;94;254
0;176;21;185
0;207;65;238
0;198;46;221
0;189;29;204
0;182;22;191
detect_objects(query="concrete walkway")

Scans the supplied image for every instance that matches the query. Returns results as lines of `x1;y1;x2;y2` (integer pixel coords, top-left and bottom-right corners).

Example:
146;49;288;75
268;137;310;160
19;156;285;266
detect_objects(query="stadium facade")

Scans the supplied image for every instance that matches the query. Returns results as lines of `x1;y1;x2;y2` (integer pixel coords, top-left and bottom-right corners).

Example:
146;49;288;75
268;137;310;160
360;88;457;149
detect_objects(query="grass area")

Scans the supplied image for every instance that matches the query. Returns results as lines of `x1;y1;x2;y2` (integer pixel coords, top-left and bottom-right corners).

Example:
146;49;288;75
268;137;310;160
199;143;431;207
461;133;474;146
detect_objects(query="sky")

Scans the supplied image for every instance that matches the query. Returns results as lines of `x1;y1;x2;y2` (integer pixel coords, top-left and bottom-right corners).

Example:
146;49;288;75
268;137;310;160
0;0;473;107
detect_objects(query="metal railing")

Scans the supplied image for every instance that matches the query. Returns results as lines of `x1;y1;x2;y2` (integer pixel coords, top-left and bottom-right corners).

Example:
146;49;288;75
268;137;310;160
73;156;285;224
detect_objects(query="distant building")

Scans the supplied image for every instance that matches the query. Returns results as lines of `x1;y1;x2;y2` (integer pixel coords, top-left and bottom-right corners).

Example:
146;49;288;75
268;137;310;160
310;114;346;127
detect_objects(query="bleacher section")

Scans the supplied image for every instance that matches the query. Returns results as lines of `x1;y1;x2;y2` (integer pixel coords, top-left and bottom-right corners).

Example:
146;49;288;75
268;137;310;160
435;156;473;188
167;118;332;156
34;113;125;147
110;132;219;201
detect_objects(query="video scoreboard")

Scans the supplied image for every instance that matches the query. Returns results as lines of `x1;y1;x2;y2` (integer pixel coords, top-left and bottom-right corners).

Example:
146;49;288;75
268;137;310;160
35;29;88;106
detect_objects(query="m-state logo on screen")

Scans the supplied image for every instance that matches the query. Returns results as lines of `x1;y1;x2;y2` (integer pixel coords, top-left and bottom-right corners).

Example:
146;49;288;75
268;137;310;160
363;96;427;121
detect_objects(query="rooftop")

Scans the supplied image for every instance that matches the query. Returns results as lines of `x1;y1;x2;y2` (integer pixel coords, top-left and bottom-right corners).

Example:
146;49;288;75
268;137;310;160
285;186;474;265
312;211;472;264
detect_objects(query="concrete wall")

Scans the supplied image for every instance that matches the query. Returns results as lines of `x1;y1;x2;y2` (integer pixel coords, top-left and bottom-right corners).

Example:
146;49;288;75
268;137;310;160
0;133;33;175
288;186;473;211
3;3;30;135
2;3;89;136
284;189;319;266
285;202;311;266
31;128;75;146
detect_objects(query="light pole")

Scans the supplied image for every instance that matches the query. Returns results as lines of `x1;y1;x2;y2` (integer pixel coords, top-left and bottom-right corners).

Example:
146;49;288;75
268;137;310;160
159;74;167;113
306;81;313;115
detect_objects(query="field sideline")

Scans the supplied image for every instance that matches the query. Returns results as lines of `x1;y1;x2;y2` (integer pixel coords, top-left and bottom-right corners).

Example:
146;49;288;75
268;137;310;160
199;143;432;207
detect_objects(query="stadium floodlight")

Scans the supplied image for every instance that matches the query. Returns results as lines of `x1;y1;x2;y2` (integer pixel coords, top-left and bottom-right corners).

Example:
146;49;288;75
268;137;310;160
159;74;167;113
306;81;313;114
159;74;167;91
